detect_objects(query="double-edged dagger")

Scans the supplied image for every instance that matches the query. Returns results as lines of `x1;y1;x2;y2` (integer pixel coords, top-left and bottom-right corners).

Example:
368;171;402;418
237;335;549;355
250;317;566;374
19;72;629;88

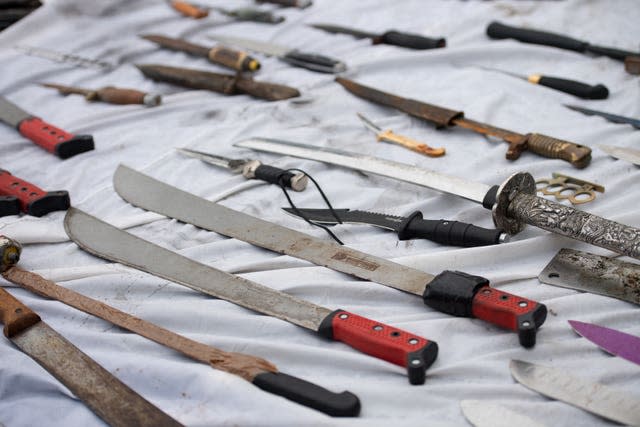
234;137;640;260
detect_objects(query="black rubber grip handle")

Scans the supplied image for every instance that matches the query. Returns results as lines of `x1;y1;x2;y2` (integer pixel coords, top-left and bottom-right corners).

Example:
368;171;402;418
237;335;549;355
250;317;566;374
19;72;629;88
486;21;587;52
282;51;345;73
254;164;297;188
0;196;21;217
252;372;360;417
537;76;609;99
396;212;504;247
379;31;446;50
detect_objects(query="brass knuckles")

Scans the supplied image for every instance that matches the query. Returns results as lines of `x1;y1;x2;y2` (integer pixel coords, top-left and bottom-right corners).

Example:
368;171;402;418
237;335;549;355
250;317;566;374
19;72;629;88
377;129;445;157
535;173;604;205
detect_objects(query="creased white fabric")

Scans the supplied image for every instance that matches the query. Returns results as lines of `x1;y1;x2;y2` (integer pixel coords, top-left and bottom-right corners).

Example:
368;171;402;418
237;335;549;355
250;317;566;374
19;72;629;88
0;0;639;425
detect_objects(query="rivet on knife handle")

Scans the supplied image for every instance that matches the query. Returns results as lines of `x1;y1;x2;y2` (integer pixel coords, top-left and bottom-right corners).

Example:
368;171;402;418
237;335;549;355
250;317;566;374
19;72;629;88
422;271;546;347
318;309;438;385
0;169;70;217
0;287;41;338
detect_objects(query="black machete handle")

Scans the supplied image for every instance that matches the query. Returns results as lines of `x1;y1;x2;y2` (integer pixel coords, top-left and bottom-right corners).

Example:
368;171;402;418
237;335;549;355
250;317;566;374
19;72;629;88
397;211;505;247
537;76;609;99
486;21;587;52
252;371;360;417
377;31;445;50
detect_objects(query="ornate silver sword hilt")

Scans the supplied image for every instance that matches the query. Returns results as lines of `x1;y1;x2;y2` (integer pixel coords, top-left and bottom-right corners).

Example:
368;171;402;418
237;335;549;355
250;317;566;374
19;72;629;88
491;172;640;260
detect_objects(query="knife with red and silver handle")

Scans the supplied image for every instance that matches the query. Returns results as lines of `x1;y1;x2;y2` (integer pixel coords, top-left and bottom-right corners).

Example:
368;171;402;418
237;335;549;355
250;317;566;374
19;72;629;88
64;207;438;385
0;95;94;159
0;169;70;217
112;165;547;348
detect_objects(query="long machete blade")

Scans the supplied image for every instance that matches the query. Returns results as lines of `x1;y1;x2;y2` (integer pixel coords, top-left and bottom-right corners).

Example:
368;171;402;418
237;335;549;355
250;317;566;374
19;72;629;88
64;207;439;384
113;165;547;348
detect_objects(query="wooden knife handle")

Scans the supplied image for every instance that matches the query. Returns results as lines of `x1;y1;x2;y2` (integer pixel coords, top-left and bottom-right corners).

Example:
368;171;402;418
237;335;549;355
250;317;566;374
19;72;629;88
94;87;161;106
208;47;260;72
170;0;208;18
523;133;592;168
0;286;40;338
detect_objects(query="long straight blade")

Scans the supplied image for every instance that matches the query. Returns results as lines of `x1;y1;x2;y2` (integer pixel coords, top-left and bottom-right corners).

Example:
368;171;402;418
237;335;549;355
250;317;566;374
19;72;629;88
0;95;31;127
510;360;640;426
176;147;247;171
113;165;432;295
599;145;640;166
209;35;288;57
235;137;492;203
11;321;181;427
64;207;331;331
569;320;640;366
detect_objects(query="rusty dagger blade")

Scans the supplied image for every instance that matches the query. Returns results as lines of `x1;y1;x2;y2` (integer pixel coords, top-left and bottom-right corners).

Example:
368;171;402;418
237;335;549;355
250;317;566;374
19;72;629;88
234;137;640;260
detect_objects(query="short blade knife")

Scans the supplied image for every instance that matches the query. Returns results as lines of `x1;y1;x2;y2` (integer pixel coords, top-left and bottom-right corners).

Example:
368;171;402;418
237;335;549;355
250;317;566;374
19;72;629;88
208;35;346;74
177;147;308;191
569;320;640;367
282;207;507;247
0;95;94;159
310;23;446;50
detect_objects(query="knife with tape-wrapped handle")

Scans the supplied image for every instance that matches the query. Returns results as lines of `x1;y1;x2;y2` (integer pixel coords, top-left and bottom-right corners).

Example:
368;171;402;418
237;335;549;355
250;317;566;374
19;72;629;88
64;207;438;385
282;207;507;247
0;236;359;417
208;35;346;74
569;320;640;367
510;360;640;426
0;95;94;159
309;23;445;50
0;169;69;217
177;147;308;191
113;165;547;347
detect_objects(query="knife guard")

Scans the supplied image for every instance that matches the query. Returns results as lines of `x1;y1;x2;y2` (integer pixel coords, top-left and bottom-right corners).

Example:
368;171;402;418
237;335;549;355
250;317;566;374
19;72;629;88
376;31;445;50
318;309;438;385
422;271;547;348
17;117;94;159
0;287;41;338
252;372;360;417
509;133;591;168
0;170;70;217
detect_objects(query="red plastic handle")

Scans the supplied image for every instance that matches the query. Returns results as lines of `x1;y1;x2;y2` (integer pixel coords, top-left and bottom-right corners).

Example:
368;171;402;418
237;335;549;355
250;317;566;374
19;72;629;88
319;310;438;385
17;117;94;159
0;170;69;216
472;285;546;347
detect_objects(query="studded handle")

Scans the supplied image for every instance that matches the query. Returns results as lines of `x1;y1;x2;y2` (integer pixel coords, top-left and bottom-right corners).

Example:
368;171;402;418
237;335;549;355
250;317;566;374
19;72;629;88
17;117;94;159
318;309;438;385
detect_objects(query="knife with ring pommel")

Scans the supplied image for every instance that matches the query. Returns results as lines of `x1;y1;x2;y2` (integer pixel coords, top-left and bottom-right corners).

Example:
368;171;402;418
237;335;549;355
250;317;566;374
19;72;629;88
177;147;308;191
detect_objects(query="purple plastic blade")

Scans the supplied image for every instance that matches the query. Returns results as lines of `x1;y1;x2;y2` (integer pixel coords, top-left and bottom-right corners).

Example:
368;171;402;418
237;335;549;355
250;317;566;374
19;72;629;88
569;320;640;366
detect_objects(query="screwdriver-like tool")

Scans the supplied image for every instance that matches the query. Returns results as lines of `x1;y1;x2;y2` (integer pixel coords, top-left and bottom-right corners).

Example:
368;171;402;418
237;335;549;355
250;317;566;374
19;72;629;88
40;83;162;106
474;65;609;99
357;113;445;157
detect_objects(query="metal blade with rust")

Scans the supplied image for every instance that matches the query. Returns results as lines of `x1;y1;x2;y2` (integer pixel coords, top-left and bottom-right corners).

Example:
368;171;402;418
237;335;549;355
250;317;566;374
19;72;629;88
235;137;640;260
0;288;182;427
335;77;591;168
111;164;548;348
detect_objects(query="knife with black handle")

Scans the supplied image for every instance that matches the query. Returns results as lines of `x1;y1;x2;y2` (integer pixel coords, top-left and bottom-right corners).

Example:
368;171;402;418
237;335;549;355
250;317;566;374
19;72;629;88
0;169;70;217
532;75;608;99
373;31;445;50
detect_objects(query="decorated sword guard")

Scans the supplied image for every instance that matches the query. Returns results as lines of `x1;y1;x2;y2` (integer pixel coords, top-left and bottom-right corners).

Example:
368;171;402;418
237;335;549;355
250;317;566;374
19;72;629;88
535;173;604;205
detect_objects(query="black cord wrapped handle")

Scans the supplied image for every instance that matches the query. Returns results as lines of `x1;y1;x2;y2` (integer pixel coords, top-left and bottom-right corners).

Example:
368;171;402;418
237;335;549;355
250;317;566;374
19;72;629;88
252;164;307;191
378;31;445;50
397;212;504;247
252;372;360;417
486;21;587;52
537;76;609;99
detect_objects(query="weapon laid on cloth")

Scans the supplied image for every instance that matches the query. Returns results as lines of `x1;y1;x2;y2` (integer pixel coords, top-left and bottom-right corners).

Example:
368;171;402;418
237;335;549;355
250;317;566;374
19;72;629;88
460;400;547;427
486;21;640;62
141;34;260;72
169;0;208;18
177;148;308;191
356;113;444;157
569;320;640;367
0;169;69;217
309;23;445;50
64;208;438;385
136;64;299;101
510;360;640;426
0;95;94;159
0;240;182;427
14;45;115;70
209;35;346;74
113;165;547;348
0;239;358;417
626;56;640;74
257;0;311;8
599;145;640;166
473;65;609;99
40;83;161;106
535;173;604;205
210;6;285;24
235;138;640;260
539;248;640;305
335;77;591;167
282;207;506;247
564;104;640;130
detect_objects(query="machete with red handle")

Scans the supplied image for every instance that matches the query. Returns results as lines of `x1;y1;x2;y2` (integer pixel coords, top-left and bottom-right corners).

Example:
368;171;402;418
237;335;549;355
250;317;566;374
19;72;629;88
0;169;69;217
0;95;94;159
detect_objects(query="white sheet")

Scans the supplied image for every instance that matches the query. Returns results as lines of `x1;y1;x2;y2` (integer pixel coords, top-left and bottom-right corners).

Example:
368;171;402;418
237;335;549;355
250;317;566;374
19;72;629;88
0;0;639;425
